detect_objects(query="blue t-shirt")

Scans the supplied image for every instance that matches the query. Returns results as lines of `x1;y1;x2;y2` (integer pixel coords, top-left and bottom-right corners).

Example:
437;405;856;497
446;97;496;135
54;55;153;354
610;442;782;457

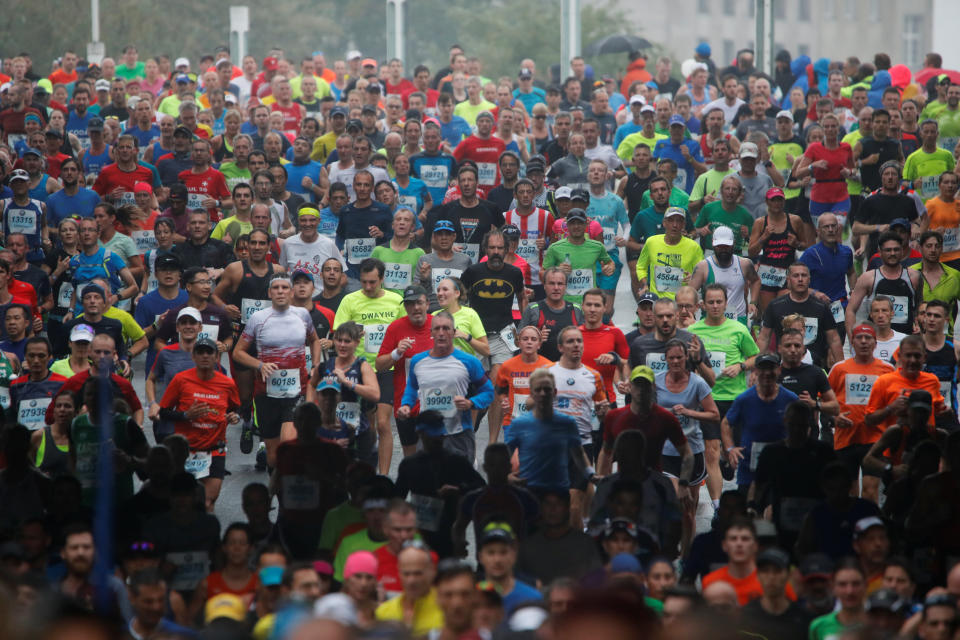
410;152;457;205
505;413;582;490
125;123;161;150
46;188;101;226
317;206;340;239
799;242;854;303
285;159;323;203
395;176;430;214
336;201;394;278
502;579;543;613
725;385;798;487
512;87;546;113
66;108;95;146
653;138;703;193
439;116;472;148
134;288;188;375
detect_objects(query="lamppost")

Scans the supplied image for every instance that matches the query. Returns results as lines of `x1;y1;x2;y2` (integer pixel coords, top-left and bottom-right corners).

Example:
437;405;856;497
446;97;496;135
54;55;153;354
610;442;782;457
387;0;406;64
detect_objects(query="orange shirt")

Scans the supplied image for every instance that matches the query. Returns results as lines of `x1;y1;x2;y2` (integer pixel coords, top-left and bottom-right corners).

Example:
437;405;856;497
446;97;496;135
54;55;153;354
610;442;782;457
702;566;797;606
926;196;960;262
495;354;553;427
160;368;240;452
49;69;78;85
865;368;944;432
828;357;895;448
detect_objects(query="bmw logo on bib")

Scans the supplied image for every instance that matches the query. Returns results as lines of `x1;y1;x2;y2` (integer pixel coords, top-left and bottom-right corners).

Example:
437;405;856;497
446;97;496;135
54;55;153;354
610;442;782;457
567;378;575;386
860;375;867;382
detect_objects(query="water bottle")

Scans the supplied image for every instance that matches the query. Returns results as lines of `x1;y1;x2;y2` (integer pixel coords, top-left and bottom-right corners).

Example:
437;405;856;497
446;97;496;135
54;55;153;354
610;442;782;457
563;253;571;266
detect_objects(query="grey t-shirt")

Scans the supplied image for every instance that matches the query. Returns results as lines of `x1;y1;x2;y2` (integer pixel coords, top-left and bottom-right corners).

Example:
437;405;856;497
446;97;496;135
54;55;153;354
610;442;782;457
628;328;709;372
415;251;474;311
655;371;712;454
736;171;775;219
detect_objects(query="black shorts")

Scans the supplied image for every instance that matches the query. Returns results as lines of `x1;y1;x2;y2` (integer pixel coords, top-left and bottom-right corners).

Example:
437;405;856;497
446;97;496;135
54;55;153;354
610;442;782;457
836;443;880;477
209;454;227;479
701;400;732;440
662;451;708;486
253;394;298;439
377;370;394;404
396;417;419;447
626;248;642;262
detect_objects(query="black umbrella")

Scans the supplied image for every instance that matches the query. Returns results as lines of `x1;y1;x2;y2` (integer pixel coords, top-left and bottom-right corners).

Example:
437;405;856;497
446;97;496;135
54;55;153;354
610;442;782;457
584;34;651;57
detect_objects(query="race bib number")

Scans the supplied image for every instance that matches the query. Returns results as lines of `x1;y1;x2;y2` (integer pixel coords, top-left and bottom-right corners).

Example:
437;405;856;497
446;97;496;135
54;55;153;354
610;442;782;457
724;304;738;320
57;282;75;309
186;193;206;210
0;387;9;410
453;243;480;263
602;230;616;250
431;267;463;292
422;387;457;417
516;239;539;262
336;401;361;430
653;265;682;293
779;497;818;532
184;451;212;479
708;351;727;378
940;136;960;155
940;227;960;253
18;398;51;430
566;268;593;297
345;238;376;264
6;209;37;234
410;493;444;532
845;374;877;406
166;552;207;591
131;229;158;253
941;380;953;404
420;165;449;189
750;440;773;472
267;369;301;398
241;298;267;324
803;317;818;345
830;299;845;324
921;175;941;199
758;263;787;288
512;394;532;419
890;295;909;325
499;324;518;352
117;191;136;206
674;168;687;190
477;162;497;185
645;352;668;373
281;475;320;510
147;276;159;292
364;324;387;353
397;194;418;210
383;263;413;290
198;323;219;342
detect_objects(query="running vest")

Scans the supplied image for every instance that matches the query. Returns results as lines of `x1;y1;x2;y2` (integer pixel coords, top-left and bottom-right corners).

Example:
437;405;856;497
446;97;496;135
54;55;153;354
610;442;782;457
320;357;371;434
214;136;234;163
231;261;274;330
700;133;732;166
2;197;45;261
757;214;796;291
624;172;652;218
871;266;917;334
705;254;746;320
82;145;112;179
27;175;50;203
35;426;70;476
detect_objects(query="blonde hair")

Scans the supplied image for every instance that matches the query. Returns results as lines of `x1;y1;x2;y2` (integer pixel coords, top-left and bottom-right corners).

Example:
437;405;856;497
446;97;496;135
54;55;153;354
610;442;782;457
528;367;555;388
781;313;804;331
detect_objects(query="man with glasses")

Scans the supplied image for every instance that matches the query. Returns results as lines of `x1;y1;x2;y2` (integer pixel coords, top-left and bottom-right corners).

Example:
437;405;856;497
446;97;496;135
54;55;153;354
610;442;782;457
153;266;233;356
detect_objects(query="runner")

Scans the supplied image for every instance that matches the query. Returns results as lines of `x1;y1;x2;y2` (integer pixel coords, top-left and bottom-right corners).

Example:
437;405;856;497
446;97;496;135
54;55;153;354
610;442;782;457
1;169;50;265
846;231;923;337
579;289;629;410
278;204;347;289
688;227;760;325
426;166;502;264
635;207;703;301
903;120;956;203
452;111;506;199
414;220;473;312
585;160;629;315
337;171;394;284
434;278;488;358
795;113;854;228
8;337;67;432
495;325;553;437
748;188;811;313
519;267;583;362
370;208;424;295
503;179;554;300
543;208;615;305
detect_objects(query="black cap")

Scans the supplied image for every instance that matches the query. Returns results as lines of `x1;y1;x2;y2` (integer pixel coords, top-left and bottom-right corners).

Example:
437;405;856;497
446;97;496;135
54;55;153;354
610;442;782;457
402;284;427;302
799;552;835;579
569;187;591;202
480;522;516;547
194;336;218;352
361;104;377;115
866;588;907;614
755;352;781;368
168;182;189;198
566;208;588;222
345;118;363;131
405;109;422;122
155;253;183;272
525;156;546;173
174;124;194;138
44;128;63;139
909;389;933;410
889;217;911;231
501;224;521;238
756;548;791;570
87;117;104;131
638;292;659;305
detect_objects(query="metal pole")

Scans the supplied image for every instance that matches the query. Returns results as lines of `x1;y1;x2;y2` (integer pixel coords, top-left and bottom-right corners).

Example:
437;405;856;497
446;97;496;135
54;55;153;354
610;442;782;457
91;0;99;42
560;0;581;78
755;0;774;77
230;6;250;63
386;0;406;64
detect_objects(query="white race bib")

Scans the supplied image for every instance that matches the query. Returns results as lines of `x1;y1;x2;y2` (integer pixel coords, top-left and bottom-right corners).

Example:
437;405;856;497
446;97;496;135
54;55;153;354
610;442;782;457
845;373;878;406
516;239;539;262
57;282;75;309
18;397;51;430
674;168;687;190
921;175;941;199
803;317;818;345
645;352;668;373
707;351;727;378
241;298;268;324
198;323;219;342
750;440;773;472
941;380;953;404
6;208;37;234
281;474;320;510
942;227;960;253
147;276;159;292
431;267;463;292
453;243;480;263
383;263;413;290
830;299;845;324
653;265;683;293
422;387;457;417
889;295;909;325
566;268;593;297
345;238;376;264
420;165;449;189
266;368;301;398
939;136;959;155
397;194;418;210
186;193;206;210
363;324;387;353
410;493;444;532
117;191;137;206
758;263;787;288
602;230;616;250
0;387;9;410
131;229;158;253
166;551;207;591
511;394;532;419
184;451;212;479
336;401;361;430
477;162;497;185
499;324;518;352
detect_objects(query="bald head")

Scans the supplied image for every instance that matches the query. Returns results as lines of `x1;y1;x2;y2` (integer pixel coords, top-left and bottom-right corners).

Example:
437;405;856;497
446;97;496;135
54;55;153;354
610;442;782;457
703;580;739;611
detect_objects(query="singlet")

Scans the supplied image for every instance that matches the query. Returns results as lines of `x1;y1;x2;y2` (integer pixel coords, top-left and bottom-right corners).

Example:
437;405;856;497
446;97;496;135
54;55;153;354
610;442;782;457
2;197;45;259
230;261;274;330
214;136;234;163
870;267;917;334
699;133;732;166
82;145;113;179
503;208;554;285
684;84;711;108
705;254;746;320
320;357;371;434
206;571;258;599
757;215;796;292
35;426;70;476
27;175;50;203
623;172;652;219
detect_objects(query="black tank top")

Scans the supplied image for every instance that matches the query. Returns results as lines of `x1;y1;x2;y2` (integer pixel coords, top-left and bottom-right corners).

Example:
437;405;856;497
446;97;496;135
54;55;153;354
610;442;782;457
871;266;916;334
759;214;796;269
624;173;653;220
37;426;70;476
231;261;274;330
321;357;372;433
858;138;902;191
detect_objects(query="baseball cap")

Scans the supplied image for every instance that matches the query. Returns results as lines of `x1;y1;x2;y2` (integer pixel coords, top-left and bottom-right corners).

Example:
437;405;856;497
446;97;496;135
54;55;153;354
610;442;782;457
315;378;341;393
638;292;659;306
640;104;656;114
259;566;284;587
853;516;886;540
525;155;546;173
87;117;104;131
554;186;573;200
630;365;654;383
224;93;237;104
664;206;686;220
33;85;49;96
765;187;785;200
433;219;455;233
755;352;781;368
866;589;907;613
361;58;377;67
361;104;377;115
291;267;314;282
476;110;494;122
402;284;427;302
713;226;735;247
799;553;835;579
262;56;279;71
204;593;246;624
610;553;641;574
155;254;183;272
314;593;358;627
629;94;646;106
21;148;42;159
889;217;911;230
909;389;933;410
518;68;533;80
329;105;348;118
95;79;110;91
9;169;29;182
756;548;791;570
501;224;521;239
415;411;447;437
346;50;363;61
668;114;686;127
776;109;795;122
603;517;639;540
175;73;190;84
695;43;711;57
133;181;152;194
739;142;759;158
174;124;193;137
313;560;334;577
344;550;378;579
168;183;188;199
194;336;218;352
174;57;190;68
69;324;95;343
570;187;590;202
345;118;363;131
480;521;516;546
566;208;588;222
45;129;63;139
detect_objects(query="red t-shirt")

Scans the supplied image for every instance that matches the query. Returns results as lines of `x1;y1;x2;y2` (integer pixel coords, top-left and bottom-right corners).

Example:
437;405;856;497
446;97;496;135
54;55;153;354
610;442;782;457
804;142;853;203
579;324;629;402
385;78;416;98
93;163;156;200
177;167;231;222
44;152;72;179
374;544;439;598
49;69;78;85
403;88;439;110
377;315;435;412
271;102;303;137
452;135;507;197
601;404;686;470
44;370;142;425
160;368;240;453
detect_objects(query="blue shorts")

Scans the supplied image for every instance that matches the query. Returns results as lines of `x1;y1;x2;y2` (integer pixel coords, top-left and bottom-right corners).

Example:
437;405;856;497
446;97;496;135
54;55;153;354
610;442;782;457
596;254;622;290
809;198;851;222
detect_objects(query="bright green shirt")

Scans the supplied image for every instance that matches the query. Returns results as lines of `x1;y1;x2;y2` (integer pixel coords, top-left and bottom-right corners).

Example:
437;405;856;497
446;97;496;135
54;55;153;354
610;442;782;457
103;306;146;346
841;130;863;196
936;107;960;145
453;99;496;127
317;502;364;553
289;74;333;100
50;358;80;379
370;245;426;294
636;235;703;299
219;162;252;192
640;186;690;210
688;318;759;400
542;238;613;303
903;147;956;201
689;168;736;202
115;62;145;81
809;611;861;640
210;215;253;242
333;289;405;365
616;131;667;164
435;306;486;355
769;138;805;199
695;201;754;253
332;528;385;582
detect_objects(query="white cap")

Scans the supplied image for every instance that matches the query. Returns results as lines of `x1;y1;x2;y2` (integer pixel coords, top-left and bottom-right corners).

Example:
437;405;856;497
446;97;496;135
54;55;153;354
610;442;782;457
127;96;141;109
69;324;95;343
95;79;110;91
712;226;735;247
174;57;190;69
0;82;10;93
739;142;759;159
346;50;362;61
640;104;656;114
629;94;646;106
776;109;794;122
664;206;687;220
555;186;573;200
177;306;202;323
224;92;238;104
314;593;358;627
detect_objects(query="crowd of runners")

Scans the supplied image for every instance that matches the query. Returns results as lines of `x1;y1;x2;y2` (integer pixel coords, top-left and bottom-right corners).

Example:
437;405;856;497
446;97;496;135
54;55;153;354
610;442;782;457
1;36;960;640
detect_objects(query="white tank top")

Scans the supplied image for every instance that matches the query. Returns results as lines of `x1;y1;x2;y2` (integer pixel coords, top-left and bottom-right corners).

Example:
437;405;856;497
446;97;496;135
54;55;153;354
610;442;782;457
706;254;746;319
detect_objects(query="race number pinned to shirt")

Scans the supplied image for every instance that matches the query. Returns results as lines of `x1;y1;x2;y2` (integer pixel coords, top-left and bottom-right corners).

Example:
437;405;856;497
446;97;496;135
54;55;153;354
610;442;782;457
57;282;75;309
889;295;909;325
653;265;682;293
6;208;37;234
422;387;457;417
516;239;539;262
829;300;845;324
364;324;387;353
566;268;593;297
0;387;9;410
803;317;818;345
383;263;413;290
184;451;212;479
942;228;960;253
241;298;267;324
18;398;52;430
674;169;687;190
281;475;320;510
186;192;206;210
708;351;727;378
512;395;532;419
758;264;787;289
131;229;158;253
410;493;444;532
431;268;463;292
941;380;953;404
845;374;878;405
602;230;616;251
750;440;773;472
344;238;376;264
453;243;480;263
267;369;301;398
645;352;668;373
921;175;941;200
117;192;137;207
420;165;449;189
336;401;361;430
198;323;220;342
477;162;497;185
499;324;518;352
397;194;418;210
166;552;207;591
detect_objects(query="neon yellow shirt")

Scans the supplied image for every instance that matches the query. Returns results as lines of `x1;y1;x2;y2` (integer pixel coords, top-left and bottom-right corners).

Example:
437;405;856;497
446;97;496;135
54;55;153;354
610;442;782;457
435;305;486;355
333;289;405;365
104;306;146;345
375;588;444;636
636;234;703;299
903;147;956;201
617;131;667;164
454;99;496;127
